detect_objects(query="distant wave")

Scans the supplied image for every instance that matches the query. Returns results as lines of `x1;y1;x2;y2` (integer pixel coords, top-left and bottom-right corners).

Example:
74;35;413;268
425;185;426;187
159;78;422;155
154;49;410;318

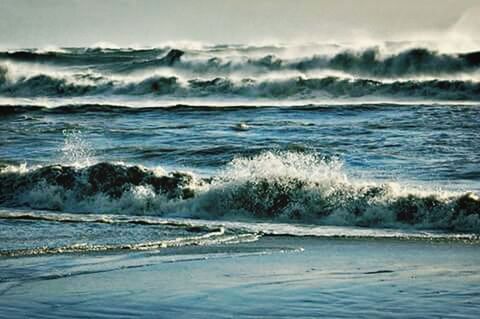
1;152;479;233
5;101;480;117
1;45;480;101
289;48;480;77
1;69;479;100
0;47;169;66
1;46;479;77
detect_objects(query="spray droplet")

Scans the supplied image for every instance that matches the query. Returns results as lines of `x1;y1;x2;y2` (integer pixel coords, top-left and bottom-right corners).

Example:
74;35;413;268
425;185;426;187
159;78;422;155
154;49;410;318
60;129;95;167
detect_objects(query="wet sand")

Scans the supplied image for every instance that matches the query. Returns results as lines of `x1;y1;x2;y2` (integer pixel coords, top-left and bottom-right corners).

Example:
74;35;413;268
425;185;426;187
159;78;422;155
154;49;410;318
1;236;479;318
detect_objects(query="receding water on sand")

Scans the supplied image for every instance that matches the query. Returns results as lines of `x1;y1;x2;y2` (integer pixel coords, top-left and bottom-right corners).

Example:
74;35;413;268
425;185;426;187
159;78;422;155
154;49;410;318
1;235;479;318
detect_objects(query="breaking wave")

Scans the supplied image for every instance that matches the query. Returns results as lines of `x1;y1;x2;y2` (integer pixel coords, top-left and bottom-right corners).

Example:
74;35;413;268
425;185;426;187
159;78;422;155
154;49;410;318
1;45;480;101
1;69;479;100
1;46;480;76
1;152;479;233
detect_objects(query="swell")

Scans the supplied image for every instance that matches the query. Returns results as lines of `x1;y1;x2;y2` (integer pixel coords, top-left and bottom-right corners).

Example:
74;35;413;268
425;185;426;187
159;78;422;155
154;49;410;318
1;152;479;233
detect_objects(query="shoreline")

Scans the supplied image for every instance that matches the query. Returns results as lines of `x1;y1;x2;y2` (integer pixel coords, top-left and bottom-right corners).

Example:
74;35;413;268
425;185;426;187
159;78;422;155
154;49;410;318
1;236;479;318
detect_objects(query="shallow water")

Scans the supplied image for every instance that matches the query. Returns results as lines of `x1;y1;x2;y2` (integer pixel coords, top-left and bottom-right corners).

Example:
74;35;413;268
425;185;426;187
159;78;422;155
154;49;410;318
1;237;479;318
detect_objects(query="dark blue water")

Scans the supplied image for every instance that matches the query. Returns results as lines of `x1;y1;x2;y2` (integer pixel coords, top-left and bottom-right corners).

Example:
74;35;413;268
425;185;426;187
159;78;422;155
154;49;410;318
2;103;480;186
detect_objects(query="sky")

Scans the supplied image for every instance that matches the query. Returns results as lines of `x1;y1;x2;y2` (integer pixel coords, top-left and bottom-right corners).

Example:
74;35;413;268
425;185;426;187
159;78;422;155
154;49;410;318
0;0;479;48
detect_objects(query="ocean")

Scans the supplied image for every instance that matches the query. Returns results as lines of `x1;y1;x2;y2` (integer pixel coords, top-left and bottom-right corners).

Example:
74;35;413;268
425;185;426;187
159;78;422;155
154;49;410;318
1;42;480;318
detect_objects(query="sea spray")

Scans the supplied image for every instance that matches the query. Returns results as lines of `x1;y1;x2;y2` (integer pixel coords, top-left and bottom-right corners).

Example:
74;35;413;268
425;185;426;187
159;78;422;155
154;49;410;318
1;45;480;100
1;152;479;232
60;129;96;167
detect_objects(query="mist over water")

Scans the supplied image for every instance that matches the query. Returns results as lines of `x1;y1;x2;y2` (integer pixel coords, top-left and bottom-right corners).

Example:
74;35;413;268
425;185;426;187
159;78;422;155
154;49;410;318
1;43;480;102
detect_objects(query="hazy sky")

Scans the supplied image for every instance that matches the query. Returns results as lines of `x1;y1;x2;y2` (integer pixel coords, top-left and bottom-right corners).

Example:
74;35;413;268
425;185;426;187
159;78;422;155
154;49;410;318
0;0;479;48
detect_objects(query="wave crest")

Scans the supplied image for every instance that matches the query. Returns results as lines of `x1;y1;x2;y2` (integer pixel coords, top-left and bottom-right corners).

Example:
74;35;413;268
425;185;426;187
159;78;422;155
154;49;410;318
1;45;480;100
1;152;479;232
1;67;479;100
2;46;479;77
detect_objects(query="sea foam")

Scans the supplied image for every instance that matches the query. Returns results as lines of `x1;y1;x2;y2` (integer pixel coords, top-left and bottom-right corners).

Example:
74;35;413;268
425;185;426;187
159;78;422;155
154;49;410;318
1;152;479;233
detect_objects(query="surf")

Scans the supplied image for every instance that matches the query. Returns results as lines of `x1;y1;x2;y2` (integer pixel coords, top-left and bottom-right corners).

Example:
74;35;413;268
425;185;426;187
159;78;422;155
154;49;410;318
1;43;480;101
1;151;479;233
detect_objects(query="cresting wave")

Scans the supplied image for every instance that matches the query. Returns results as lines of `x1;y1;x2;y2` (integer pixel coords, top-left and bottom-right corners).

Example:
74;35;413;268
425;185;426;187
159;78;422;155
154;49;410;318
1;45;480;100
1;45;480;76
1;152;479;233
1;70;479;100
